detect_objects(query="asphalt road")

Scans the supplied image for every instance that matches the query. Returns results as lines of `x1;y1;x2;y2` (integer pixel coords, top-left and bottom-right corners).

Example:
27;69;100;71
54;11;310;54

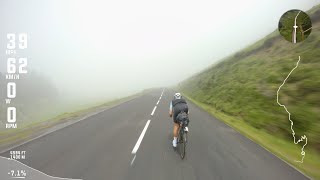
0;89;309;180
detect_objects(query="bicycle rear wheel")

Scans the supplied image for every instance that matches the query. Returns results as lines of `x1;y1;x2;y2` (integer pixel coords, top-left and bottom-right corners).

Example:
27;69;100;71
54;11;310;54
179;130;186;159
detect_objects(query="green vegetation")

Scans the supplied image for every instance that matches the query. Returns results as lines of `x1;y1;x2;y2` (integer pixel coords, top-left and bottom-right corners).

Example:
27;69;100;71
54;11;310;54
279;10;312;43
179;4;320;179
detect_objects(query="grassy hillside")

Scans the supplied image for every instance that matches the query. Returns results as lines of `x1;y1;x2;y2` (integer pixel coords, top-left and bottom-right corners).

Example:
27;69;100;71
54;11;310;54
179;4;320;178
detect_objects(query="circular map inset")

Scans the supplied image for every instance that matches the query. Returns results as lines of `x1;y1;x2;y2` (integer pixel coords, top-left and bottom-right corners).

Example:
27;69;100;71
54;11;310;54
278;9;312;43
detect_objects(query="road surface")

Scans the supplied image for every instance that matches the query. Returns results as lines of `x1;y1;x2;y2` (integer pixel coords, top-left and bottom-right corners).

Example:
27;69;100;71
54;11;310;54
0;89;308;180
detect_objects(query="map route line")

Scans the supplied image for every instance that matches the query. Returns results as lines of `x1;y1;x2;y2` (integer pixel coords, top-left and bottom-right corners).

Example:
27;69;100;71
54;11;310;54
276;55;307;163
293;10;301;43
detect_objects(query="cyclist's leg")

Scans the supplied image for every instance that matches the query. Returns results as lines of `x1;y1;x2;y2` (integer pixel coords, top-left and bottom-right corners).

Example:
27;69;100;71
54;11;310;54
173;122;180;147
173;122;179;137
172;115;180;147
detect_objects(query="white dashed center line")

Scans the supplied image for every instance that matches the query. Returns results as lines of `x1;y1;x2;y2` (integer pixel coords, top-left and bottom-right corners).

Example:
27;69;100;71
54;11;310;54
130;154;137;166
131;120;151;155
151;106;157;116
130;89;164;166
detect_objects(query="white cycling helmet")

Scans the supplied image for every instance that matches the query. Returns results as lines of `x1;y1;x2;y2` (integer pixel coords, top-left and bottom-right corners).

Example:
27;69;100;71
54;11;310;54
174;92;181;99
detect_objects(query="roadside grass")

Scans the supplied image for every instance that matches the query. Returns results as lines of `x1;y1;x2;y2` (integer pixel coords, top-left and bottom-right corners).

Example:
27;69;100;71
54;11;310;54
179;6;320;177
184;94;320;179
0;90;147;150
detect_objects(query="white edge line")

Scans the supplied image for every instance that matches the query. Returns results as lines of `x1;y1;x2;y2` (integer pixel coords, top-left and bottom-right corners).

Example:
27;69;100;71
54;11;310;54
0;156;82;180
151;106;157;116
130;154;136;166
131;120;151;154
1;96;141;179
187;100;311;179
185;89;312;179
0;96;140;154
0;110;105;154
228;128;311;179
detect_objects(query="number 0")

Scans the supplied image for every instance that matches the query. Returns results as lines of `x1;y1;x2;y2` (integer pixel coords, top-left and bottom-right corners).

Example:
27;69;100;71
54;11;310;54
7;107;16;123
7;82;16;98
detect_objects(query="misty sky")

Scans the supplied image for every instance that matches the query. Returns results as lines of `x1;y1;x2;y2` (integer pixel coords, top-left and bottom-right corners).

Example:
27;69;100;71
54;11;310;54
1;0;319;100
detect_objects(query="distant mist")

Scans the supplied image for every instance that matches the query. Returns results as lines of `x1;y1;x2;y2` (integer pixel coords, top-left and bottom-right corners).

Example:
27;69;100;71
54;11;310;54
1;0;319;124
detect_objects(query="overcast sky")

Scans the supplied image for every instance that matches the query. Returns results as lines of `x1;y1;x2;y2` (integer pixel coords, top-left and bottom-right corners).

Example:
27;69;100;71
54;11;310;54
1;0;319;100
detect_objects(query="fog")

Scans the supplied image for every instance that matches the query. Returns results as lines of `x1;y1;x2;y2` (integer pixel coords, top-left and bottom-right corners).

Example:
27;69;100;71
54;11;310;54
1;0;319;101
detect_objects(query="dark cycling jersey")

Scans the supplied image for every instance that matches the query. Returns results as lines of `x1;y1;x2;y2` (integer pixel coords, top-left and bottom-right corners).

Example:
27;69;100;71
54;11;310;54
170;98;188;123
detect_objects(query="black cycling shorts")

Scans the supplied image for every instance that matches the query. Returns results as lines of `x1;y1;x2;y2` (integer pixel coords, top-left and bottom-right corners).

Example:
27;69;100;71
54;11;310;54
173;105;188;124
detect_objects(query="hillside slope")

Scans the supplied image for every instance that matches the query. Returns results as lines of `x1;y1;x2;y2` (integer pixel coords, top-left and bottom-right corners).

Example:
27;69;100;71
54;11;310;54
179;5;320;153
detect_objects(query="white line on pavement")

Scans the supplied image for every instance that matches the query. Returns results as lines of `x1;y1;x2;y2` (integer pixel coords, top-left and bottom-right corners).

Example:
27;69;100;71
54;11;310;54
151;106;157;116
130;154;136;166
129;90;163;165
131;120;151;154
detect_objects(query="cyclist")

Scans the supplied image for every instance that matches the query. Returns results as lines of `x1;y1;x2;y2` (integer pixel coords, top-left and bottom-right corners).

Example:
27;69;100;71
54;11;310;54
169;92;189;147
